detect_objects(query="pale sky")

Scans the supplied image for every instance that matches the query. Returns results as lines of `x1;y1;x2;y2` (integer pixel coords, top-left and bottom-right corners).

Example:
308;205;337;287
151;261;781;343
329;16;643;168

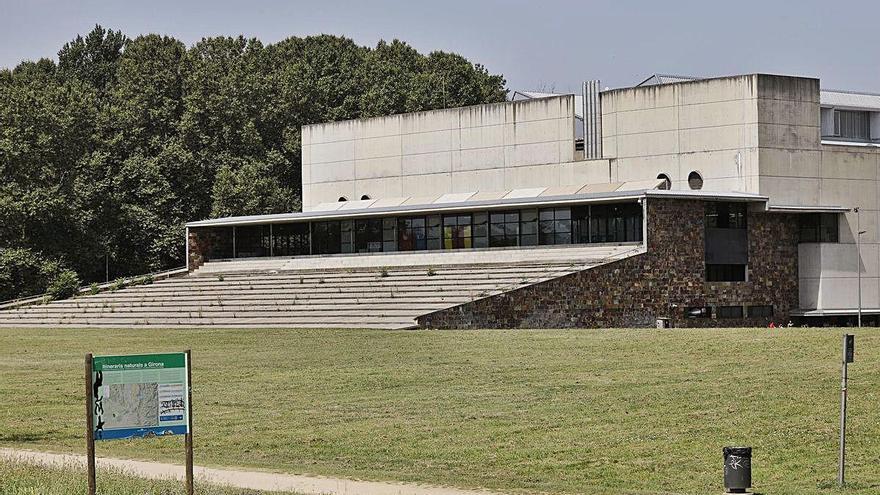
2;0;878;94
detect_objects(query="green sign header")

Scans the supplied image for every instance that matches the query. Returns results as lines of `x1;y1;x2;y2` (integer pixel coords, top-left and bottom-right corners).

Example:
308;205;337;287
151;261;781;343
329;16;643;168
92;353;185;372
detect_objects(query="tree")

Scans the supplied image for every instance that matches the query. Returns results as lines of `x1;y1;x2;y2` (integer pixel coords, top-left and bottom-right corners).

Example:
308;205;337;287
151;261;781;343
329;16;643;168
58;25;126;93
0;28;508;300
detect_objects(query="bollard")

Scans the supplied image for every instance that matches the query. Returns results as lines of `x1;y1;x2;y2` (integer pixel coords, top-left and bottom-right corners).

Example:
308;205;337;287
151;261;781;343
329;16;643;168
723;446;752;493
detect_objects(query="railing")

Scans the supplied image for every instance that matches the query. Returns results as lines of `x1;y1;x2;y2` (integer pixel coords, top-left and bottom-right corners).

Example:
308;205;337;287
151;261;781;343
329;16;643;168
0;266;188;311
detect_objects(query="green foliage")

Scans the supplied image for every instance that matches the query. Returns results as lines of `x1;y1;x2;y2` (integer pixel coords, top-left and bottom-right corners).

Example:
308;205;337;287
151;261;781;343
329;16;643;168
0;248;63;301
109;278;127;292
46;269;81;300
89;282;100;295
0;25;507;300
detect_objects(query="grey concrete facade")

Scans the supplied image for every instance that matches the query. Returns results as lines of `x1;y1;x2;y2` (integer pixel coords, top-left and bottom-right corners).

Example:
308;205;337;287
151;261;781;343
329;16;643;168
299;73;880;317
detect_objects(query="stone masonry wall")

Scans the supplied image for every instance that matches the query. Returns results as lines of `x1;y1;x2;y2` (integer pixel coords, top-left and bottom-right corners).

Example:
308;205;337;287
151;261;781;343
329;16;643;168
418;198;799;328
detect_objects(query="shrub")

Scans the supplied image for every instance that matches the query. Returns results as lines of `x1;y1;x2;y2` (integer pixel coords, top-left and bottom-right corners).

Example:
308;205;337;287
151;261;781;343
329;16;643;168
0;248;63;301
141;274;154;285
379;267;389;277
109;278;127;292
89;283;100;295
47;270;81;301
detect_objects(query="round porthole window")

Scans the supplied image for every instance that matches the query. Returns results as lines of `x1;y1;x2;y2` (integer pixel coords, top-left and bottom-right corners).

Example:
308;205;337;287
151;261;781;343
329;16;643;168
688;171;703;190
338;196;348;202
360;194;371;200
657;173;671;190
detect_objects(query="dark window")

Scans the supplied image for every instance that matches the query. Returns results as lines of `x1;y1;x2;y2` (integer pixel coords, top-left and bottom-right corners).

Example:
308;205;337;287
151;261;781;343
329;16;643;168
685;306;712;318
234;225;270;258
539;208;572;245
360;194;371;200
706;202;747;229
688;171;703;190
657;173;671;190
272;223;310;256
338;196;348;202
312;221;339;254
382;218;396;252
490;211;520;247
589;203;643;243
397;217;427;251
443;214;472;249
427;215;442;250
834;110;871;141
341;220;353;253
717;306;744;319
520;209;538;246
798;213;839;243
747;305;774;318
472;212;488;248
706;264;746;282
355;218;383;253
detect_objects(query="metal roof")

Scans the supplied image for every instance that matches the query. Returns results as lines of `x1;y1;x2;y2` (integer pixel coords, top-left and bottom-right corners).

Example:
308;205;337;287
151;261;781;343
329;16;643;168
821;89;880;111
186;185;771;228
635;74;702;87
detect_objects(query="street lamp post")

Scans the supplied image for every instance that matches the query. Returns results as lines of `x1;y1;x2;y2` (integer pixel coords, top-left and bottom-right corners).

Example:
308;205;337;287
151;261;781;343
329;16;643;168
854;207;865;328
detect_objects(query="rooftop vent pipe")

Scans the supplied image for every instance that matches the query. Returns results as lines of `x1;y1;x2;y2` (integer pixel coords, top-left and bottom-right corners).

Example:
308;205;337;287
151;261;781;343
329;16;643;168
582;80;603;159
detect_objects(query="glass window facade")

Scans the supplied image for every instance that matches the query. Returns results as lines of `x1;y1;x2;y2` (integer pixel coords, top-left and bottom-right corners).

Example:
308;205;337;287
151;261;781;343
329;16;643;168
590;204;643;243
490;211;520;247
203;201;643;259
706;202;747;229
355;219;383;253
443;214;472;249
798;213;839;243
397;216;427;251
538;208;572;245
272;223;310;257
235;225;270;258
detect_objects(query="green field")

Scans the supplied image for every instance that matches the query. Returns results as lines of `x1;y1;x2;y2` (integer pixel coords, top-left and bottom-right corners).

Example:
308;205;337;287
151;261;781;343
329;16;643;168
0;457;279;494
1;327;878;495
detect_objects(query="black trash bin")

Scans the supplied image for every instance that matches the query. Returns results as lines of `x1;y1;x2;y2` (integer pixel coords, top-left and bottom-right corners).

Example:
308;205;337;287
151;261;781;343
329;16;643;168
723;446;752;493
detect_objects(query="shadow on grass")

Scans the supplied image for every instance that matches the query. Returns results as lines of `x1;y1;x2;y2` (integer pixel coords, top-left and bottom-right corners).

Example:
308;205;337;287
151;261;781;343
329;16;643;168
0;431;52;443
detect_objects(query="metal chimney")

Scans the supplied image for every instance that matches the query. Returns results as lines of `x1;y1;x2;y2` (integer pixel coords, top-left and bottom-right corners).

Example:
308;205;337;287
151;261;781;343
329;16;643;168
582;80;603;159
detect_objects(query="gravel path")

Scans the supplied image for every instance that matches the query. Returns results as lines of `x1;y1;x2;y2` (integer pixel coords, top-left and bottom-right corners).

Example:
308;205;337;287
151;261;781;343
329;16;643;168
0;448;504;495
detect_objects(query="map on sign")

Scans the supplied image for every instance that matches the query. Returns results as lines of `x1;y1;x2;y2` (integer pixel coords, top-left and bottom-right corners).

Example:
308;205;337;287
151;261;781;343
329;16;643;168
91;353;189;440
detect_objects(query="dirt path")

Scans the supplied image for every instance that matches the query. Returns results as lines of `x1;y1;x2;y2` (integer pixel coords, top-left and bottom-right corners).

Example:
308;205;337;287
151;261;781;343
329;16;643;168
0;448;504;495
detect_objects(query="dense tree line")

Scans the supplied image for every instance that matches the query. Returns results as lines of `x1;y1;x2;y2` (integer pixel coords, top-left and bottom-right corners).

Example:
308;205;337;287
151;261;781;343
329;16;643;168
0;26;507;300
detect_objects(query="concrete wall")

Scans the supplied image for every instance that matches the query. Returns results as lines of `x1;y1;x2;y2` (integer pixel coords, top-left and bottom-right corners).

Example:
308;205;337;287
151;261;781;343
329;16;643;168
795;146;880;311
302;95;588;208
745;75;879;313
600;75;761;193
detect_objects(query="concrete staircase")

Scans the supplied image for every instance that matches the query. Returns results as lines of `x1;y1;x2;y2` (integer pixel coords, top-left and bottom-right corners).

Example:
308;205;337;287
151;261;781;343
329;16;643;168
0;244;642;329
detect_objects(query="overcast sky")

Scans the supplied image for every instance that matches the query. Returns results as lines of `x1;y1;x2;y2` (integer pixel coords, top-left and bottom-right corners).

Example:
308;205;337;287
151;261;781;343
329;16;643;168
2;0;878;94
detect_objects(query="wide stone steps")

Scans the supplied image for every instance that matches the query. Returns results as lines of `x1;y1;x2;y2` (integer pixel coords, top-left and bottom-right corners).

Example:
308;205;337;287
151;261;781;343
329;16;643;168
0;244;643;329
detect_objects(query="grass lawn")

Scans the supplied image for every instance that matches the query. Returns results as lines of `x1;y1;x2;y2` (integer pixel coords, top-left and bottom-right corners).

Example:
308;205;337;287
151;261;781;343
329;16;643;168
0;457;282;494
1;327;879;495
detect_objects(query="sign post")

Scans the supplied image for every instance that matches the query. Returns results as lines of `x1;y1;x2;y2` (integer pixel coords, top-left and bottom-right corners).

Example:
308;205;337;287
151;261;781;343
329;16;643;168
185;349;194;495
85;353;96;495
85;351;192;493
838;334;854;486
